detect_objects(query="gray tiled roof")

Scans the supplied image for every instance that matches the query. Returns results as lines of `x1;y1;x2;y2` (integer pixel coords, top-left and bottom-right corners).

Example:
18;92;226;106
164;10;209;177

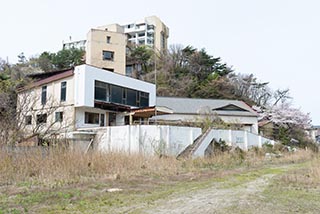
156;97;257;117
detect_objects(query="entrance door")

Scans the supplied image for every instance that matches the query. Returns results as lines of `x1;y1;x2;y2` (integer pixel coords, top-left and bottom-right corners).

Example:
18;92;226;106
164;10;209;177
100;114;105;127
109;113;116;126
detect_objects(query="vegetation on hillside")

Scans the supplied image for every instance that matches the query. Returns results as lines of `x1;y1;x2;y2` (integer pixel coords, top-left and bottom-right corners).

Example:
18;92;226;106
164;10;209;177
0;45;315;148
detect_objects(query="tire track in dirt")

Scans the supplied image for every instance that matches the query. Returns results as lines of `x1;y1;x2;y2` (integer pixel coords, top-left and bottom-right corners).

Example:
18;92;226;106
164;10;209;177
140;174;275;214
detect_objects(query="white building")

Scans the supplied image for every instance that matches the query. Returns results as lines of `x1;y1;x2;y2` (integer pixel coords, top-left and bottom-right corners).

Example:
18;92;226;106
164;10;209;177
17;64;156;138
153;97;259;134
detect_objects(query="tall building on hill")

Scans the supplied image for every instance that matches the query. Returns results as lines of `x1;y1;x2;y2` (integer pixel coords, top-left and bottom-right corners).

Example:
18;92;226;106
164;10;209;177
63;16;169;76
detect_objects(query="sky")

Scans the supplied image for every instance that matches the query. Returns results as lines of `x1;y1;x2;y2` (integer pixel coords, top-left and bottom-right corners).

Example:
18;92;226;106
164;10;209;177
1;0;319;124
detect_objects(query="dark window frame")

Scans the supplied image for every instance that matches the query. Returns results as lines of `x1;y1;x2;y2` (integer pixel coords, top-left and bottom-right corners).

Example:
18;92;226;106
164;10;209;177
102;50;114;61
106;36;111;44
60;81;67;102
36;114;47;124
25;115;32;125
84;112;100;124
94;81;150;107
41;86;47;105
55;112;63;122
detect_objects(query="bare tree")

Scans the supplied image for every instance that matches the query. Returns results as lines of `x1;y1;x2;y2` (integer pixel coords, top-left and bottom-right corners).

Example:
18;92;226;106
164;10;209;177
0;90;72;146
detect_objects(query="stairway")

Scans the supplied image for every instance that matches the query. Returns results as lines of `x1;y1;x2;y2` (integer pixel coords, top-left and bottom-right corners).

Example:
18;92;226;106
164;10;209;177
177;128;212;159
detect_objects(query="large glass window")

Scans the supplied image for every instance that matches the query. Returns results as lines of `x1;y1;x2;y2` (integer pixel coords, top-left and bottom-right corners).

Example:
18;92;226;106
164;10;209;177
127;89;137;106
94;81;149;107
95;81;109;101
140;92;149;107
60;81;67;102
110;85;123;104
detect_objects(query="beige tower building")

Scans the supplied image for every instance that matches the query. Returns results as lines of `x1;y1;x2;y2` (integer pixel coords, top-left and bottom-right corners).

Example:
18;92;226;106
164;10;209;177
86;28;127;73
83;16;169;75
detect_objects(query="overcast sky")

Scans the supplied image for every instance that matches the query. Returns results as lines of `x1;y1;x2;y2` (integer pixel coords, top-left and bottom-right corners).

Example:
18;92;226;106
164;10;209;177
1;0;319;124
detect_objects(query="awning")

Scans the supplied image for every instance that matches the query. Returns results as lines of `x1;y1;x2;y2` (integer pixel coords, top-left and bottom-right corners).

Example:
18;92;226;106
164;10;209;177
94;101;131;112
131;106;173;118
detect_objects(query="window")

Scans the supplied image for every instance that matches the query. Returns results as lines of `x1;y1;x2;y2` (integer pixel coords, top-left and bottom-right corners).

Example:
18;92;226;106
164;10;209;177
36;114;47;124
126;65;133;77
41;86;47;105
147;24;154;30
140;92;149;107
106;36;111;44
55;112;63;122
110;85;123;104
60;81;67;102
122;89;127;104
102;68;114;72
100;114;105;127
109;113;116;126
138;39;145;45
138;32;145;37
127;89;137;106
85;112;99;124
95;80;109;101
94;81;149;107
25;115;32;125
161;32;166;50
102;50;114;61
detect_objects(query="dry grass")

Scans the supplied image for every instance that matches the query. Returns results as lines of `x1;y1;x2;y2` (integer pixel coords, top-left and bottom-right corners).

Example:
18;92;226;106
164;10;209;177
0;146;315;188
279;156;320;187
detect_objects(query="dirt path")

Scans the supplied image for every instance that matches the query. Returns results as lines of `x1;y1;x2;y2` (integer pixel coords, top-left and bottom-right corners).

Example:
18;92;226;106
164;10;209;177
140;174;275;214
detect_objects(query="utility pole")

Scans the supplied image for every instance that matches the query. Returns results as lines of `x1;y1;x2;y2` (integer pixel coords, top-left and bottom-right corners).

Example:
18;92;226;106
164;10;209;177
154;49;157;125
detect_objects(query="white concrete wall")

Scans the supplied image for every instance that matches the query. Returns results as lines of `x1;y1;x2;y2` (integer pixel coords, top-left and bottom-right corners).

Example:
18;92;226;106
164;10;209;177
193;129;275;157
74;65;156;108
94;125;202;156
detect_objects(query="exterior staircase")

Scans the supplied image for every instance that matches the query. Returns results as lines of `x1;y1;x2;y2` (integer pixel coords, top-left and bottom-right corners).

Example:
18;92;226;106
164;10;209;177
177;128;212;159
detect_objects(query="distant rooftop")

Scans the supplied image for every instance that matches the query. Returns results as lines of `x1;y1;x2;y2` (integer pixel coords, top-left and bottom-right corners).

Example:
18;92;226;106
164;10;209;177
156;97;257;117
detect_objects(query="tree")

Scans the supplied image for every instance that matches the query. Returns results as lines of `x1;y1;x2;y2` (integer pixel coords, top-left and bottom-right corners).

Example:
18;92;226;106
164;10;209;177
52;48;85;70
264;103;311;129
126;45;154;79
38;51;54;72
37;48;85;72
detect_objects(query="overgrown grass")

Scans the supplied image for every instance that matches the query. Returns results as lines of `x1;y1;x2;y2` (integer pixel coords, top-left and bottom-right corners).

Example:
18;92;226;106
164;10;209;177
0;147;314;187
0;146;317;213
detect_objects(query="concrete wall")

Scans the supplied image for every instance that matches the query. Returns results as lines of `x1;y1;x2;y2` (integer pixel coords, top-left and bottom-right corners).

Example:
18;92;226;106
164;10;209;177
193;129;275;157
74;65;156;108
93;125;202;156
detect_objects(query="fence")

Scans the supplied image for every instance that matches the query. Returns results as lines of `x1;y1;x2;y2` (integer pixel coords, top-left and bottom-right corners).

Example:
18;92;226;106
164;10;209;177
92;125;202;156
194;129;275;157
